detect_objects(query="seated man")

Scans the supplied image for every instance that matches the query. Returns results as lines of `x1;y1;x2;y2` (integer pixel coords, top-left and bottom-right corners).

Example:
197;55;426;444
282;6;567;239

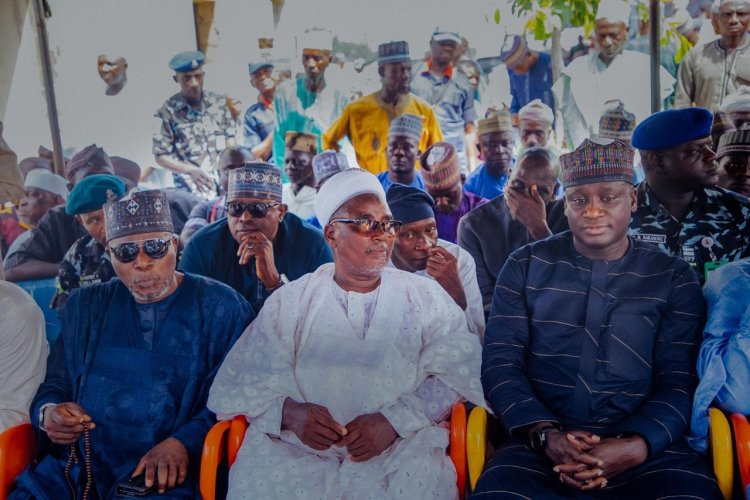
517;99;555;151
11;189;254;498
51;174;126;310
715;128;750;197
458;147;567;311
377;113;426;191
179;161;332;311
386;183;484;339
473;138;721;498
282;131;318;219
0;280;48;432
464;111;515;200
421;142;486;243
3;145;113;282
180;146;254;246
6;169;69;260
306;150;354;229
208;168;484;499
689;258;750;452
630;107;750;285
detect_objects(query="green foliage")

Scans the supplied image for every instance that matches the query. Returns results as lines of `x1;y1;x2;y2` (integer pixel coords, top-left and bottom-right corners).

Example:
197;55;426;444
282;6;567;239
507;0;600;40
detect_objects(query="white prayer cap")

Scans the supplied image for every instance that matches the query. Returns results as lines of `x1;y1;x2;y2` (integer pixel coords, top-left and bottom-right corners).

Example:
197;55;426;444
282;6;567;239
721;87;750;112
713;0;750;12
314;169;387;225
24;168;69;200
596;0;633;25
300;29;334;52
389;114;424;141
519;99;554;125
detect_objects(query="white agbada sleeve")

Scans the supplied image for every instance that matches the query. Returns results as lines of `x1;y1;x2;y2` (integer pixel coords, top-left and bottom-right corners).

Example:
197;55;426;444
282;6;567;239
208;279;305;437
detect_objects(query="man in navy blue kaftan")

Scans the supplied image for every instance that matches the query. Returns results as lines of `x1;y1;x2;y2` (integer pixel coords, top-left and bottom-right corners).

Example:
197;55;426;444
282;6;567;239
10;189;253;499
472;138;721;499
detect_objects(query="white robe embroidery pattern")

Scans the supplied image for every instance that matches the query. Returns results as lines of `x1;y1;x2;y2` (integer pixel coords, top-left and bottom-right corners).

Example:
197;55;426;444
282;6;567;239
208;264;486;499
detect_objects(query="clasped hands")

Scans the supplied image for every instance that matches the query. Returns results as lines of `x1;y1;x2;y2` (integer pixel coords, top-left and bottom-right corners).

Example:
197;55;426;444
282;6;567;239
281;399;397;462
544;429;648;491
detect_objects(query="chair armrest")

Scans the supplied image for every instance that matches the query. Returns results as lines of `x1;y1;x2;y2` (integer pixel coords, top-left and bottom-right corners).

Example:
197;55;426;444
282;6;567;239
0;423;37;499
467;406;488;492
730;413;750;495
709;407;734;500
450;402;467;500
228;416;249;467
199;420;231;500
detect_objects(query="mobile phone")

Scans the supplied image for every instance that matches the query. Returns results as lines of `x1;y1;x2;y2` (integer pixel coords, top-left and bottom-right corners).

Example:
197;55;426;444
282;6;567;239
115;474;154;497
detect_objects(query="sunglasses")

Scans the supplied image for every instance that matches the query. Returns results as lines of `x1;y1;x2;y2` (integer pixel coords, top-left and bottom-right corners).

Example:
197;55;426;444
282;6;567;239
108;238;172;263
329;218;403;236
226;201;280;218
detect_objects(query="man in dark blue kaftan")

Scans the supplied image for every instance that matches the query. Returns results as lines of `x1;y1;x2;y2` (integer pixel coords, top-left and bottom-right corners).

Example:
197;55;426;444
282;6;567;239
11;189;253;499
473;139;721;499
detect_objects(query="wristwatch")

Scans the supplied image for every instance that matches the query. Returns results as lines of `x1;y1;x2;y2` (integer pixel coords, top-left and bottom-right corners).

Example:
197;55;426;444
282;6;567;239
529;425;559;452
267;273;289;292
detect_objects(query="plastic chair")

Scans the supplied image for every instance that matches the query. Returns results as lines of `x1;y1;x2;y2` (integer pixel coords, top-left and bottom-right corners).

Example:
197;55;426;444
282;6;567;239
0;423;37;500
467;406;488;491
200;403;470;500
709;407;735;500
730;413;750;497
16;278;60;344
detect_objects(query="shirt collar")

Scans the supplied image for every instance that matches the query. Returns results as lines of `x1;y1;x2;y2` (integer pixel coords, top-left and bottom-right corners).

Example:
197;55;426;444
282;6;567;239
424;58;453;78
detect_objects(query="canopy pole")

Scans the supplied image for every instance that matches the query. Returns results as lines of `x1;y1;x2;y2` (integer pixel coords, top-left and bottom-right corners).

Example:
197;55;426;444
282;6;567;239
32;0;64;176
649;0;661;113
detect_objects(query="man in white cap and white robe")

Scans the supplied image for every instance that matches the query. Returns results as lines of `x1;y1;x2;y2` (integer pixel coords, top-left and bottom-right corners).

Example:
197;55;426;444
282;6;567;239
553;0;675;149
208;168;485;499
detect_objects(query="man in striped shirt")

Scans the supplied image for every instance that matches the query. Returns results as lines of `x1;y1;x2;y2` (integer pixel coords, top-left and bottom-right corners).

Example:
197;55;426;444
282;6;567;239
473;138;721;498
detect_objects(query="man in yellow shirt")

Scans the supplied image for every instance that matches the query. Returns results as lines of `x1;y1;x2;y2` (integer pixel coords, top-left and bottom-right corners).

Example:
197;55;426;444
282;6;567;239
323;41;443;174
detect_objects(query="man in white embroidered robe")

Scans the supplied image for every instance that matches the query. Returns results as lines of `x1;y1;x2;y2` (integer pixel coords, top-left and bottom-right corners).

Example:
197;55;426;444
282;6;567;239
208;168;485;499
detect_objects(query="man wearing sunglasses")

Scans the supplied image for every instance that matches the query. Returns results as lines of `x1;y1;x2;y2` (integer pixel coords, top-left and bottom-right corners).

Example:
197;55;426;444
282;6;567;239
179;161;332;312
14;189;254;498
386;183;484;340
209;168;484;499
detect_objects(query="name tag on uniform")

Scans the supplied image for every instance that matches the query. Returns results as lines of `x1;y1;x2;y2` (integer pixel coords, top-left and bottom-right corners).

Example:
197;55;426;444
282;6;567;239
681;245;696;263
632;233;667;244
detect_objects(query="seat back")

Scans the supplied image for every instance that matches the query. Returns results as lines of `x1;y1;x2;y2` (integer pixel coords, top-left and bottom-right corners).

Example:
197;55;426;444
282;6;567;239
0;423;37;500
730;413;750;496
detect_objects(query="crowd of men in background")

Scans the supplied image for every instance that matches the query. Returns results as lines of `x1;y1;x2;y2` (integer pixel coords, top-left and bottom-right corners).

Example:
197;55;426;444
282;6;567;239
1;0;750;497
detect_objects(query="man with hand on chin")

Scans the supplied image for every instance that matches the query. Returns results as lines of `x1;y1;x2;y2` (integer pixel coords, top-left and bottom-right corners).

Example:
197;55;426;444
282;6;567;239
386;183;484;339
179;161;332;311
473;138;721;498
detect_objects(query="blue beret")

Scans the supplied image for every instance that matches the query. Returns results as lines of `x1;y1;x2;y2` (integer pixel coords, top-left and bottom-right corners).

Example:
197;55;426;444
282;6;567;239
248;61;273;75
66;174;126;215
386;184;435;225
631;107;713;150
169;50;204;72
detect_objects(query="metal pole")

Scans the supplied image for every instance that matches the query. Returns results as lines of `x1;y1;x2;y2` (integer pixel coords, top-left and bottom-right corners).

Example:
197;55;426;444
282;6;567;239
649;0;661;113
31;0;64;177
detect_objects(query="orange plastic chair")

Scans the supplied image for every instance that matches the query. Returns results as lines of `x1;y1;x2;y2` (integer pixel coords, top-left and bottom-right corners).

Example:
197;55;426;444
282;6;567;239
201;403;470;499
450;403;468;500
0;423;37;500
731;413;750;496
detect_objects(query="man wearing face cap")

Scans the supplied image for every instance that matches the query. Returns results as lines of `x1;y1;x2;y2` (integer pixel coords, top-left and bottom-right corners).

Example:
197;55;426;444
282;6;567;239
11;189;254;498
464;110;515;199
323;41;443;174
474;138;721;499
153;50;237;199
243;59;276;161
421;141;487;243
304;150;354;229
4;145;115;282
208;168;485;499
386;183;484;339
179;161;332;311
553;0;675;149
630;107;750;285
272;29;349;167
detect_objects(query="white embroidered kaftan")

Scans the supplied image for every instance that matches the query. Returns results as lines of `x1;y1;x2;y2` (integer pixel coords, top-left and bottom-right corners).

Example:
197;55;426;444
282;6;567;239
208;264;485;500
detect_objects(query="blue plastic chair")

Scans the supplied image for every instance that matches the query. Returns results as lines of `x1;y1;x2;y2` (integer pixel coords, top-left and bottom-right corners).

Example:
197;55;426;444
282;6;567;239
16;278;60;344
